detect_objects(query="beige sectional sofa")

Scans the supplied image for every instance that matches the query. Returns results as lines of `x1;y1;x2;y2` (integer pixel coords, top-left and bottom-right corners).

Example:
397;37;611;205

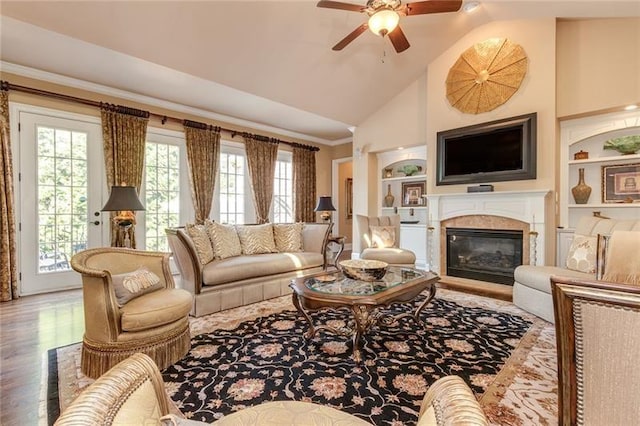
167;222;330;317
513;216;640;323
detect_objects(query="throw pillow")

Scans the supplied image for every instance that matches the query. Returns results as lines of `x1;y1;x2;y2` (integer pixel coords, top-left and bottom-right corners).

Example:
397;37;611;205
370;225;396;248
111;267;162;306
236;223;278;255
565;234;597;274
185;223;214;265
206;222;242;259
273;223;304;252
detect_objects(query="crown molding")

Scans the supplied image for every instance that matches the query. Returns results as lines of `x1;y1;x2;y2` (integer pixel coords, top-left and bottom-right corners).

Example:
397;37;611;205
1;61;346;146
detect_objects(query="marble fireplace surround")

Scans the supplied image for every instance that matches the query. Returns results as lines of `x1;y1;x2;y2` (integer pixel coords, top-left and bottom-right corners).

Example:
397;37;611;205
427;190;551;279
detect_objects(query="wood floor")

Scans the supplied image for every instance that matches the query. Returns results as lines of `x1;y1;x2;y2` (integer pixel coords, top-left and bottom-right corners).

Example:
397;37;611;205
0;288;84;426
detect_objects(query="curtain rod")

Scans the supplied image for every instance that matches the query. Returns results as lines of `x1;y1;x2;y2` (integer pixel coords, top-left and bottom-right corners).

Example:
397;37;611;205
1;80;320;152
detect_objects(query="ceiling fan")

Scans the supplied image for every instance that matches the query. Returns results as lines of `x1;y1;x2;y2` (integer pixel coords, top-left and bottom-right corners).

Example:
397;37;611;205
318;0;462;53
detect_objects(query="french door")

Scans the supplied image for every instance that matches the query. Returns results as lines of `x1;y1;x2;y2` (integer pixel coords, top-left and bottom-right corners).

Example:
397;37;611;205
17;110;106;295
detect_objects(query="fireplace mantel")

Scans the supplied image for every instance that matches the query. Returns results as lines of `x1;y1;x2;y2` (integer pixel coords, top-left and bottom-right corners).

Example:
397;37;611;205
427;190;552;273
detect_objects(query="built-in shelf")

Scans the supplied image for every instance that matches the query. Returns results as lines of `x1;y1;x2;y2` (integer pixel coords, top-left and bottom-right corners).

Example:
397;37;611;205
568;153;640;165
568;203;640;208
381;174;427;182
381;206;427;210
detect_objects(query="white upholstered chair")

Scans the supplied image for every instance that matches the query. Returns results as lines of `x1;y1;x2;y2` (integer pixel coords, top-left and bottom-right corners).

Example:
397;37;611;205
355;214;416;267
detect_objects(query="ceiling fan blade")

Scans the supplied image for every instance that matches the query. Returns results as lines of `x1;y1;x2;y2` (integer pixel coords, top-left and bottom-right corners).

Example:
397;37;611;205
388;25;410;53
404;0;462;16
332;23;368;51
317;1;366;12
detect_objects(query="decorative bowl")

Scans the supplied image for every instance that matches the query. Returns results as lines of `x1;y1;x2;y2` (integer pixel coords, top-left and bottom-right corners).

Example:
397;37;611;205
397;164;422;176
339;259;389;281
603;136;640;155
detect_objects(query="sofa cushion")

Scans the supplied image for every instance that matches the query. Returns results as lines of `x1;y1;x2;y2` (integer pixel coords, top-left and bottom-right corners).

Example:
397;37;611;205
202;252;324;286
370;225;396;248
361;247;416;265
120;288;193;332
111;267;163;307
185;223;214;265
237;223;278;255
514;265;594;294
602;230;640;285
273;222;303;252
207;222;242;259
565;234;598;273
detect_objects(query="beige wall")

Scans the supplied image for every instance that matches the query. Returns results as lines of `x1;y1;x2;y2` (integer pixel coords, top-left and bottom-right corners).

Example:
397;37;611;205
426;18;557;196
557;18;640;118
352;17;640;261
1;71;346;223
337;161;353;244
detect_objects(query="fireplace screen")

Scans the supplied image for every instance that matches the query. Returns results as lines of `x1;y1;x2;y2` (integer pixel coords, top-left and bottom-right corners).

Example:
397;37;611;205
446;227;523;285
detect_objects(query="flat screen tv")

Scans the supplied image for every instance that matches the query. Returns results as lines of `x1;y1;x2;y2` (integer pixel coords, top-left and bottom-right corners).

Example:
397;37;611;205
436;113;537;186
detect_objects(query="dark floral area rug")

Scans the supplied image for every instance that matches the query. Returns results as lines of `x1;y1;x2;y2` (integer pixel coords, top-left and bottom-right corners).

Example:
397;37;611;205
44;289;558;425
164;297;531;425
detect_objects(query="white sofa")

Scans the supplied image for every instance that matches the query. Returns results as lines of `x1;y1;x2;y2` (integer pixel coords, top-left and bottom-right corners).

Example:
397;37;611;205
513;216;640;323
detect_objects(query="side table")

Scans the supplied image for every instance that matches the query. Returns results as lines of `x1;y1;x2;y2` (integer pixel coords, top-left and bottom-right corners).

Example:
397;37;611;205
324;235;345;270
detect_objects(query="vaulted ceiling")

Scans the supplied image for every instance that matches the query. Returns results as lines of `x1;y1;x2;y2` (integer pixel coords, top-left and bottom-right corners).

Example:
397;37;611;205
1;1;639;144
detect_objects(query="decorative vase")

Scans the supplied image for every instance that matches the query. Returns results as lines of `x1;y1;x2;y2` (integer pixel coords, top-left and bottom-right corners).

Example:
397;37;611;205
384;184;395;207
571;168;591;204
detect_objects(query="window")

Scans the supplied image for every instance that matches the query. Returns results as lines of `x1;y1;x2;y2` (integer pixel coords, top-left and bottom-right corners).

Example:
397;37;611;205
215;142;294;224
219;150;246;224
142;129;191;252
272;154;293;223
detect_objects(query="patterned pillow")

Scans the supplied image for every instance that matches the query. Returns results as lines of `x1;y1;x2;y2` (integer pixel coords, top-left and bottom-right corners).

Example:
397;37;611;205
206;222;242;259
185;222;214;265
273;223;304;252
370;225;396;248
111;267;162;306
565;234;597;274
236;224;278;255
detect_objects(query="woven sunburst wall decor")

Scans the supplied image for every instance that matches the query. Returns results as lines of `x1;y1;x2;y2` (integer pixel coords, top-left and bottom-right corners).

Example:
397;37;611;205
446;38;528;114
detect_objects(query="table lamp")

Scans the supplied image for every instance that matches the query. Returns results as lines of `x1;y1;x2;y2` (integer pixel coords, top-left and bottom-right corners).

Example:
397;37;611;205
314;196;336;223
102;185;145;247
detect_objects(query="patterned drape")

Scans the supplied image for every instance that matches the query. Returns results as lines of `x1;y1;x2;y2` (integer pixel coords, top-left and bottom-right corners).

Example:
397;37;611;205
184;121;221;224
244;135;279;224
101;104;149;248
293;146;316;223
0;84;18;301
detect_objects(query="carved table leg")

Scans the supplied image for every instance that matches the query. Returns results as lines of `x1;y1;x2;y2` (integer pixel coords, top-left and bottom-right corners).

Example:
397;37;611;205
292;293;316;339
413;285;437;323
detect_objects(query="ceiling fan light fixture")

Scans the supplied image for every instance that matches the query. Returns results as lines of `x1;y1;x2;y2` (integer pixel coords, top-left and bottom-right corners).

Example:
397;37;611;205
368;9;400;36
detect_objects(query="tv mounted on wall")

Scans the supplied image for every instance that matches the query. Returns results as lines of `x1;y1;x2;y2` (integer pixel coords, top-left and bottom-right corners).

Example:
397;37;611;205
436;113;537;186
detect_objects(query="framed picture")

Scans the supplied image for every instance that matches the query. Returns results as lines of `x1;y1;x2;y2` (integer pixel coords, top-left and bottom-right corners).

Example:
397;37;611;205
401;181;426;207
345;178;353;219
602;163;640;203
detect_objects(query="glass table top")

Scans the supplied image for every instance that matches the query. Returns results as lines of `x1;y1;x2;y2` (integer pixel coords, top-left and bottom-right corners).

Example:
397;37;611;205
305;267;426;296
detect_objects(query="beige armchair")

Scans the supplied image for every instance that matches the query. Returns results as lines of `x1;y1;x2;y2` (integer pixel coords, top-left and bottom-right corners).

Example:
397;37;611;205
356;214;416;266
70;247;193;379
552;277;640;426
56;353;488;425
551;230;640;425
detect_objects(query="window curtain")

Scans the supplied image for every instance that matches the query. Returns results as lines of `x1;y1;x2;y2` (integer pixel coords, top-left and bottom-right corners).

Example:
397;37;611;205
101;104;149;248
293;146;316;223
0;84;18;301
244;135;279;224
184;121;221;224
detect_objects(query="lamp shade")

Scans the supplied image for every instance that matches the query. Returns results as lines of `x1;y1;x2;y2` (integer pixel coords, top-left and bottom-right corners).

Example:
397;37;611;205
101;186;145;211
314;196;336;212
368;9;400;36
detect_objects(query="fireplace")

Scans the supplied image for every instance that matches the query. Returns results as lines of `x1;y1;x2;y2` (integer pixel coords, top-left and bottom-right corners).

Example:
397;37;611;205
446;227;523;285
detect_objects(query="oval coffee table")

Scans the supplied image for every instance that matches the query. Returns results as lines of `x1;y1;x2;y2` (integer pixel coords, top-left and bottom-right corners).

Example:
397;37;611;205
289;266;440;362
